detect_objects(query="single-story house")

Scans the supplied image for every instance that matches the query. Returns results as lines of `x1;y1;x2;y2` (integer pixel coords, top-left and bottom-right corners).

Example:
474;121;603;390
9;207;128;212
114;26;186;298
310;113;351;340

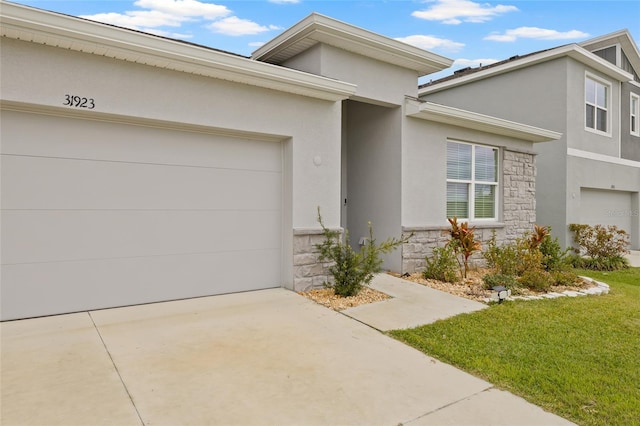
0;2;560;320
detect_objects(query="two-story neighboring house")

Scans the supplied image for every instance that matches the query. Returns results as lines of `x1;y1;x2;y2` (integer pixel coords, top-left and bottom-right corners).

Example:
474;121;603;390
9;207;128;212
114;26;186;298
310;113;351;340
420;30;640;250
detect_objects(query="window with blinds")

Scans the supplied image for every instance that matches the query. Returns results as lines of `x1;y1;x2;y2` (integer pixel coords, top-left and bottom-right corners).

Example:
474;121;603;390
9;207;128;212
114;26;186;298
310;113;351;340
446;141;498;221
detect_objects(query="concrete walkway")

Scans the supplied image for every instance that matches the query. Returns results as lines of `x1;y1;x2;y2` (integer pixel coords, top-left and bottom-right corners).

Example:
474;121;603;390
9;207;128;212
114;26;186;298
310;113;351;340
1;278;574;426
343;273;487;331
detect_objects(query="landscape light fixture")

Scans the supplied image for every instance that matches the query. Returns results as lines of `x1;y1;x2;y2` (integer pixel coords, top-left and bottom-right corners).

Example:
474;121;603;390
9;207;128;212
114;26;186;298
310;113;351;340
491;285;511;303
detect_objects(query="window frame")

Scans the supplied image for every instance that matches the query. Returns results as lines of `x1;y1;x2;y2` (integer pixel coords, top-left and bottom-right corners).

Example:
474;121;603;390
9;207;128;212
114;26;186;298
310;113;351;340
631;92;640;137
446;140;500;222
585;72;611;136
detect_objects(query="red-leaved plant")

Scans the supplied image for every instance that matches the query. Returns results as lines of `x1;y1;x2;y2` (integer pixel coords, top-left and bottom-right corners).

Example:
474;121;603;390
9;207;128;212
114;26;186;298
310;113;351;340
446;217;482;279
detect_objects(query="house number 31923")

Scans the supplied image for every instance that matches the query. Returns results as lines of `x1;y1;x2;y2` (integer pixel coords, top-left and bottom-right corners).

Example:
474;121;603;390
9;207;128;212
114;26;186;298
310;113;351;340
63;94;95;109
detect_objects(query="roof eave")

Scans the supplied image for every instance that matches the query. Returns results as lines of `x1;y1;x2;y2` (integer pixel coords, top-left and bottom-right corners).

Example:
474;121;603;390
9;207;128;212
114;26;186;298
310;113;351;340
420;44;633;96
406;99;562;143
252;13;453;76
0;2;356;102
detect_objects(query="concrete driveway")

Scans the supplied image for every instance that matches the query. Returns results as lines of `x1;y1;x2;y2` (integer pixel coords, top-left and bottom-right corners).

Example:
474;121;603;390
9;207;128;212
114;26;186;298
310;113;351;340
1;277;573;426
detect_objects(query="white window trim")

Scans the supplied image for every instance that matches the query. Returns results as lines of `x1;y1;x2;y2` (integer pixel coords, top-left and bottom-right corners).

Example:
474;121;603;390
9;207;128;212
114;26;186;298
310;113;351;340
631;93;640;137
446;140;500;222
585;72;612;137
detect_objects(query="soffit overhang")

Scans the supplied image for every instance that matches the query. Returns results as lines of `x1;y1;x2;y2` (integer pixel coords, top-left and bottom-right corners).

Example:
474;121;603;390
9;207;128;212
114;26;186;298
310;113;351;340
0;2;356;102
406;99;563;143
420;44;633;96
252;13;453;77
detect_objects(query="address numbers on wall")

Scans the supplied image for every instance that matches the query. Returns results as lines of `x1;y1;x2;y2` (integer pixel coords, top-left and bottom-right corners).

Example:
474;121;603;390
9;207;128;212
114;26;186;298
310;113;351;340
63;94;95;109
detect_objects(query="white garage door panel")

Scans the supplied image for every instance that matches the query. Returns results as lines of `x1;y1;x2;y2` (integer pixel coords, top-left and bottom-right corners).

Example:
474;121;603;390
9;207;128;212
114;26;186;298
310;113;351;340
580;189;632;232
1;249;281;320
2;210;281;265
1;111;283;320
1;110;281;172
2;156;281;210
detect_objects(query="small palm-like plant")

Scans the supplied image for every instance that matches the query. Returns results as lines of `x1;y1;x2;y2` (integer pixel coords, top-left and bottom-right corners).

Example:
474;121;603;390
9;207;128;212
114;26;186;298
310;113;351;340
447;217;482;279
529;224;550;250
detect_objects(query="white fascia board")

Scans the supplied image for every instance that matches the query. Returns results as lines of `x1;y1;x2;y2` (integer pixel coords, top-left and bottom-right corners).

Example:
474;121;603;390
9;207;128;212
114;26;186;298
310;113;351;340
420;44;633;96
406;99;562;143
0;2;356;102
568;148;640;168
252;13;453;76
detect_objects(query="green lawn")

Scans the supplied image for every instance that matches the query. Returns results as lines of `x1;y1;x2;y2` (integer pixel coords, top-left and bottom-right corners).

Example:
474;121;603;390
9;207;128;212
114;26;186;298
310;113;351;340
389;268;640;426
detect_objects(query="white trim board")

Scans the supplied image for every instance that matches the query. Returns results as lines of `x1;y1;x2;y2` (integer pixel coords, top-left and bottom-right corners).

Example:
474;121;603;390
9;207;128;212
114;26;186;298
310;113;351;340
568;148;640;168
0;2;357;102
405;99;562;143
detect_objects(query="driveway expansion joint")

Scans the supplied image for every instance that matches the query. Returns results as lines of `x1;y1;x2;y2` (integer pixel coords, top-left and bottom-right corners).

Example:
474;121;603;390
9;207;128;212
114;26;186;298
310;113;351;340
88;311;146;426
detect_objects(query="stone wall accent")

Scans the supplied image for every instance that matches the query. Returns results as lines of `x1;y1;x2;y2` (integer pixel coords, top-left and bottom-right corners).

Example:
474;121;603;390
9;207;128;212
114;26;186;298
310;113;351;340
502;149;537;240
292;228;341;292
402;149;537;274
402;225;507;273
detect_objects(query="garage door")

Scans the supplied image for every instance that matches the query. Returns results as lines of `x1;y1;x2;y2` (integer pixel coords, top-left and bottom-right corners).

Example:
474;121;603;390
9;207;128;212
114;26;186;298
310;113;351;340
1;110;282;320
580;188;633;234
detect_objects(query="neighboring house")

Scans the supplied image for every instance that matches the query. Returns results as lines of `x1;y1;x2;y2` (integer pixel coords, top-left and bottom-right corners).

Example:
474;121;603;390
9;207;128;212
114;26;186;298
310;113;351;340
421;30;640;251
0;2;559;320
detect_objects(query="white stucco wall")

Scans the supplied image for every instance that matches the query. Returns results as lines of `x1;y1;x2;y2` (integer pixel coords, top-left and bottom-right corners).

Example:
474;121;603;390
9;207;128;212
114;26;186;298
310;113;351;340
0;38;344;231
402;115;537;227
344;100;403;271
284;44;420;106
566;59;622;157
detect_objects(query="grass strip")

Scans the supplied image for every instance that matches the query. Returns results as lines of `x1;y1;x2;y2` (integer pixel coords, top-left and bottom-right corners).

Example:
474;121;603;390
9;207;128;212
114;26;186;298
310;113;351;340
389;268;640;426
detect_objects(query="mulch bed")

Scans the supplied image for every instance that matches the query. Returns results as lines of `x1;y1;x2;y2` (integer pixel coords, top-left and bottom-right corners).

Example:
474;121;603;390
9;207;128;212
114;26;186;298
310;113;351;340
300;268;596;311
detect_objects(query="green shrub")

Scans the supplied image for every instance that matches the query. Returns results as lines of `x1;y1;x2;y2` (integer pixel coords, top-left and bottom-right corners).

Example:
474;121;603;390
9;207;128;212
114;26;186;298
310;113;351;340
569;254;630;271
519;269;554;292
514;237;544;277
484;227;577;292
550;269;580;287
539;230;572;272
423;246;459;283
482;273;519;290
315;208;407;297
483;233;519;277
569;223;630;260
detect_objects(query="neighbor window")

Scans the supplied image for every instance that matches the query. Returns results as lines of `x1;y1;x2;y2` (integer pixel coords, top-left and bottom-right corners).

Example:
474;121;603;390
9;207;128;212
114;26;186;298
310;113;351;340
631;93;639;136
446;141;499;221
585;75;610;134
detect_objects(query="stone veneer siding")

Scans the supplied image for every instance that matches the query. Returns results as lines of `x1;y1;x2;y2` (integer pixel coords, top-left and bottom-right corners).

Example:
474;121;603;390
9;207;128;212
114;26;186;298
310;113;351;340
292;228;341;292
402;149;537;274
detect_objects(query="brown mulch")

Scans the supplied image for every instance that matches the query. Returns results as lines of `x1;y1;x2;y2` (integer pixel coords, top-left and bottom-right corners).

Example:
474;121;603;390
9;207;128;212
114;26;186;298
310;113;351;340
299;286;391;311
393;268;595;303
300;268;596;311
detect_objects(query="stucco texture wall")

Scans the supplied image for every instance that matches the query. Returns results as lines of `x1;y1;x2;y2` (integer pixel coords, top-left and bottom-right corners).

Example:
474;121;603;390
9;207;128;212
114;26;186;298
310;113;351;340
401;117;541;273
0;38;344;231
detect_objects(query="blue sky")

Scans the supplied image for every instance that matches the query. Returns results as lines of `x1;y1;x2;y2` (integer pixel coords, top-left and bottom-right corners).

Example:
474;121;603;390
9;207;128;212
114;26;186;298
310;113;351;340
11;0;640;81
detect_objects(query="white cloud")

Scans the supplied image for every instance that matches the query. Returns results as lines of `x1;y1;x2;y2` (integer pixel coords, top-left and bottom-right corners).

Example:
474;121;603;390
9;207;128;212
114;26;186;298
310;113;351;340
145;29;195;39
249;41;266;47
395;35;465;53
80;0;280;39
484;26;590;42
80;10;185;29
133;0;230;20
209;17;280;36
412;0;518;25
